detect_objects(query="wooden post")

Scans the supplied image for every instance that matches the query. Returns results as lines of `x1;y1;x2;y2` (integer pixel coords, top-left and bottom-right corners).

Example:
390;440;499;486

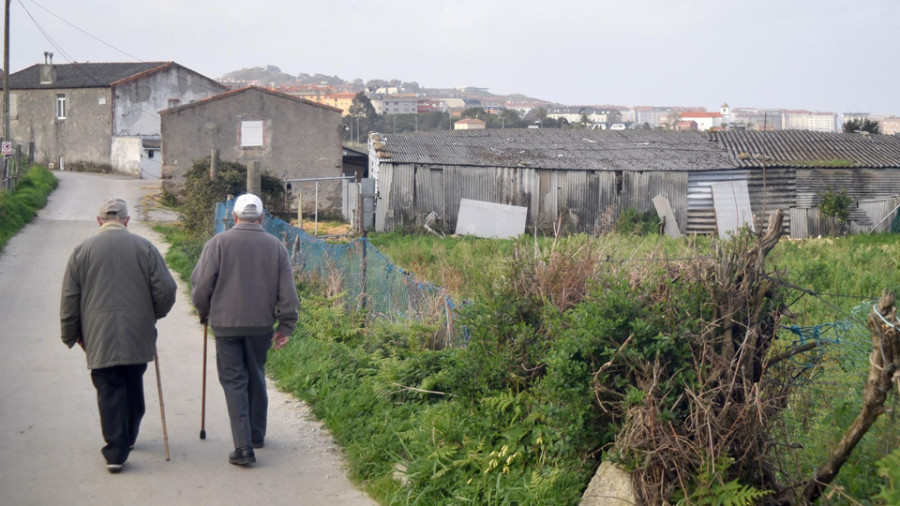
357;179;363;233
297;192;302;230
247;161;261;196
209;149;218;181
360;231;367;312
314;181;319;236
802;290;900;503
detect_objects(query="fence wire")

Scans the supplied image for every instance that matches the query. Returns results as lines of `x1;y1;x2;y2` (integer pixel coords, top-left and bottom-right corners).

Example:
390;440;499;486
215;201;460;344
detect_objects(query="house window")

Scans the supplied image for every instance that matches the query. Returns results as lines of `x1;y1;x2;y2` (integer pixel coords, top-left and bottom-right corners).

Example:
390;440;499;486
241;120;264;148
56;94;67;119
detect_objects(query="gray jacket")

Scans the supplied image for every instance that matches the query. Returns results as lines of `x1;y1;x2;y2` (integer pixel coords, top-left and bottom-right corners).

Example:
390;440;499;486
61;222;177;369
190;222;299;337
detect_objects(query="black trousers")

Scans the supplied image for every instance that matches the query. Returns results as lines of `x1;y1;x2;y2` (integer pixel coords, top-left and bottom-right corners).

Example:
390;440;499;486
215;332;272;449
90;363;147;465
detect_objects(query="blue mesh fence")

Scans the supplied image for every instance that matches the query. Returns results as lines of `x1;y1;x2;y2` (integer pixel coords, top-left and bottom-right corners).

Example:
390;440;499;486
215;201;460;345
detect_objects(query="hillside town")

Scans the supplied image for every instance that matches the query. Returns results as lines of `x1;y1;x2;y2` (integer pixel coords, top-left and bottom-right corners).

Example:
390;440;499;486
4;57;900;243
220;66;900;135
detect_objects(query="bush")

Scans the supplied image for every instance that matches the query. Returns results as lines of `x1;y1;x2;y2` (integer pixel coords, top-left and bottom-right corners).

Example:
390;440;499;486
615;207;661;235
181;158;284;237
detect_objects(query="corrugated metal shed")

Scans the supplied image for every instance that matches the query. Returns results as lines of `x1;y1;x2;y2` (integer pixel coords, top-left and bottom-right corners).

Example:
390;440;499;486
373;129;733;171
713;130;900;168
372;130;900;236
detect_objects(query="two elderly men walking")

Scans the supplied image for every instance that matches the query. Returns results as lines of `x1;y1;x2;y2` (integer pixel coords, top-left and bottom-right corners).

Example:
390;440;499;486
62;194;297;472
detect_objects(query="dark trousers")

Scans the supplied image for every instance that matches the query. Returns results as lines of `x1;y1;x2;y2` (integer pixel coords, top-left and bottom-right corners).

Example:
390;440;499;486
215;332;272;449
90;363;147;465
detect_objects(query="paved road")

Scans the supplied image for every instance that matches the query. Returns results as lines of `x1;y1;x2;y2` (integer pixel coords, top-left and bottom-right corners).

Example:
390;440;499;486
0;171;376;506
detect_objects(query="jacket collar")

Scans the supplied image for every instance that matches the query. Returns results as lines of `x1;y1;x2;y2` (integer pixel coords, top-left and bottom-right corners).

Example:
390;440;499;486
98;222;128;233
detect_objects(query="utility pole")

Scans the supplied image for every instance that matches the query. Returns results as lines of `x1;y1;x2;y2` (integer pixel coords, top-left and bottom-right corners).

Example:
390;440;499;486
3;0;10;191
3;0;10;143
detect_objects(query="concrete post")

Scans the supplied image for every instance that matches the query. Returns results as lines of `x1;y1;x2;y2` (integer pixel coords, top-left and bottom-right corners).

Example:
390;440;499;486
209;149;218;181
247;161;261;196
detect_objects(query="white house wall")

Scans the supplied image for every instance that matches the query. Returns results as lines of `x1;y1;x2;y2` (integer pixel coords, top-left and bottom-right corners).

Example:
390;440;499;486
114;66;223;136
110;136;142;177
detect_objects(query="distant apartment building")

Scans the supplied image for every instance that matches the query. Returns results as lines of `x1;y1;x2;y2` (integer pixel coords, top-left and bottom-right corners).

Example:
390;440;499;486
784;110;837;132
547;106;616;125
304;92;356;115
842;112;893;133
631;106;663;128
418;99;447;114
630;106;697;129
731;108;784;131
371;94;418;115
881;117;900;135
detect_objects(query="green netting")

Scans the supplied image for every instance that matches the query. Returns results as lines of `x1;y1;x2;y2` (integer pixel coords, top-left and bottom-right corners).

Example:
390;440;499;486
774;301;900;492
215;201;459;339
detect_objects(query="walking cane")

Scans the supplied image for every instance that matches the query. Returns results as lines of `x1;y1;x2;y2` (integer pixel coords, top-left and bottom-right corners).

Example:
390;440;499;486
154;350;171;461
200;322;207;439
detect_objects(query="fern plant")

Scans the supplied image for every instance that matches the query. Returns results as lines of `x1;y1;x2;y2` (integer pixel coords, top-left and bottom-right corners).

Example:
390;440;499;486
675;456;770;506
875;446;900;504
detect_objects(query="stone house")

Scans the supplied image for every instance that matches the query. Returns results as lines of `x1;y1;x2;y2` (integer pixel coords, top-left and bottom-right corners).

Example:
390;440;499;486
160;86;344;212
4;55;225;177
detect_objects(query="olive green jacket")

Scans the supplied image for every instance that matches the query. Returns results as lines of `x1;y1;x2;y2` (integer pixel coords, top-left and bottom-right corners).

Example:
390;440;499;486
61;222;177;369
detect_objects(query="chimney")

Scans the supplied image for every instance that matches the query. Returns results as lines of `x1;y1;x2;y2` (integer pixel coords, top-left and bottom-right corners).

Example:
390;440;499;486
40;52;56;85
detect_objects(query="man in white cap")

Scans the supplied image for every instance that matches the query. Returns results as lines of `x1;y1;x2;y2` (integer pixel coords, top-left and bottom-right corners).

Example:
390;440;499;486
61;198;177;473
190;193;299;466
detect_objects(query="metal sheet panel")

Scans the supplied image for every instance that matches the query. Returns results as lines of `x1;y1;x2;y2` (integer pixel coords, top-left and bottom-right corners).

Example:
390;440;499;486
455;198;528;238
711;180;754;238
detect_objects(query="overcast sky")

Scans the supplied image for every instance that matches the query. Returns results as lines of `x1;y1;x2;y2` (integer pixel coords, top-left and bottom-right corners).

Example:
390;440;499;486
6;0;899;115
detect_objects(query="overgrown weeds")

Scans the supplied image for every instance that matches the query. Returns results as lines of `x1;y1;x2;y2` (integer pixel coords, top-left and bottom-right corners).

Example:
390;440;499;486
159;209;900;504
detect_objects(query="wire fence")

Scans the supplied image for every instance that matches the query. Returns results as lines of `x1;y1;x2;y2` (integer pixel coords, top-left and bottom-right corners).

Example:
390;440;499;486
214;200;460;346
774;300;900;484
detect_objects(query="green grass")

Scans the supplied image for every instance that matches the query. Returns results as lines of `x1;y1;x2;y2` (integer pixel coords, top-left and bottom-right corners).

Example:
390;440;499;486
0;166;58;252
161;222;900;504
153;223;207;281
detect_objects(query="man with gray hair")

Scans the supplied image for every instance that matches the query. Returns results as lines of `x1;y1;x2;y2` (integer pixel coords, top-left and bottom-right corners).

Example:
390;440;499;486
61;198;177;473
191;193;299;466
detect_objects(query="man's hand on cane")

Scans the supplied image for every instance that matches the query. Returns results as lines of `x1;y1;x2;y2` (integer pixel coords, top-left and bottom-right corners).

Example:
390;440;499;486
272;332;290;350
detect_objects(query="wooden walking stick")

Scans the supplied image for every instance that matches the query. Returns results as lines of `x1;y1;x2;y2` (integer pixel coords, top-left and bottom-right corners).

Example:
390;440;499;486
200;322;208;439
154;350;170;461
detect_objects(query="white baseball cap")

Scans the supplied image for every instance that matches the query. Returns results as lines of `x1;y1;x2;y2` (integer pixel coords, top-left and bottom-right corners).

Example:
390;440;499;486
233;193;263;219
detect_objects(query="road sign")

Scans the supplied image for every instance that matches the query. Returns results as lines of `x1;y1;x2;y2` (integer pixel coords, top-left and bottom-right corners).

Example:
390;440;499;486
1;142;11;156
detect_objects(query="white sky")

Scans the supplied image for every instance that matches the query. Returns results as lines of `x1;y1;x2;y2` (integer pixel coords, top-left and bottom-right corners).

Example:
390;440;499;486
6;0;899;115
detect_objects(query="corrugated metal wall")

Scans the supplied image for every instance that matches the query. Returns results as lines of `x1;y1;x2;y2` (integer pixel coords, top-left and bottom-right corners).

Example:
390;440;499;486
796;168;900;207
622;171;688;232
376;164;898;238
687;169;794;235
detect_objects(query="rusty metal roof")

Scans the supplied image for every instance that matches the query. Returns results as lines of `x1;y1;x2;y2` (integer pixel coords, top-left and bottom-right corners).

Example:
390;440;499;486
713;130;900;168
373;129;733;171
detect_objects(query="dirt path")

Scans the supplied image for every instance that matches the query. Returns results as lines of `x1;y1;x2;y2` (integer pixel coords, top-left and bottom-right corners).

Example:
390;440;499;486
0;171;376;506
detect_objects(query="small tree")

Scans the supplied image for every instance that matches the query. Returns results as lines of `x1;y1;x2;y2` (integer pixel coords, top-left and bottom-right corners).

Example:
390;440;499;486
843;118;880;134
819;186;852;235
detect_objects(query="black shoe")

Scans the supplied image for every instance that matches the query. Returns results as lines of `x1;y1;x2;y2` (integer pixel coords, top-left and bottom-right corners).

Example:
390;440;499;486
229;446;256;466
106;463;124;474
251;440;264;449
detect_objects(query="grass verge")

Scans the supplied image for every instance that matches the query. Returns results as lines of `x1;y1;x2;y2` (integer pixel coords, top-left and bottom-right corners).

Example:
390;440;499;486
0;166;58;253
